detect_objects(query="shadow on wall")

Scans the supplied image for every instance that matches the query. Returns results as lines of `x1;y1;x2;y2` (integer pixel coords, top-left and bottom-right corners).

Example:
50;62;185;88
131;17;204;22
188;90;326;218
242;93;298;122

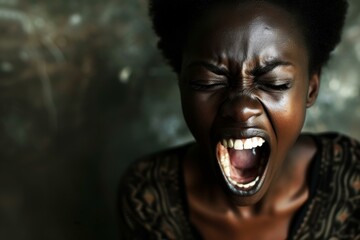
0;0;190;239
0;2;109;240
0;0;359;240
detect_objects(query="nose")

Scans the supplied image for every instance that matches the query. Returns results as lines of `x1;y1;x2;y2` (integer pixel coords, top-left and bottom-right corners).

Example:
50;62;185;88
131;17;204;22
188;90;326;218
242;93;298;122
221;93;262;123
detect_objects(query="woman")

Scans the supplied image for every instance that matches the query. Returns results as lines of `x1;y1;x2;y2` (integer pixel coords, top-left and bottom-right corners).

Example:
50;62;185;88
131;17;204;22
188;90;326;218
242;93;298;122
118;0;359;239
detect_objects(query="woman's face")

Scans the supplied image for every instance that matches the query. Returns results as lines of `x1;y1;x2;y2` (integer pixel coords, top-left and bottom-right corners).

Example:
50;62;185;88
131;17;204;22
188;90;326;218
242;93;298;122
179;2;319;205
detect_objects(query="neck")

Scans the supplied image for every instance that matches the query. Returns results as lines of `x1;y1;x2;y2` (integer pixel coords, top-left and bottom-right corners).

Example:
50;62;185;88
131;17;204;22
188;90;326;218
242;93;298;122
184;136;316;219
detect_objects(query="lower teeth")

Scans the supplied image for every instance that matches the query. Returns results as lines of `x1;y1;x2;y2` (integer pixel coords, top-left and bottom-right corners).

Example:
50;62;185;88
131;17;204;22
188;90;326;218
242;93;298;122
217;142;263;191
229;176;259;189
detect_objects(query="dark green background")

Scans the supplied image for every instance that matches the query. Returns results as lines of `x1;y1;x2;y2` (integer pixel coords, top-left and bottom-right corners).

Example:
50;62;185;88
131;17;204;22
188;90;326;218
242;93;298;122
0;0;359;239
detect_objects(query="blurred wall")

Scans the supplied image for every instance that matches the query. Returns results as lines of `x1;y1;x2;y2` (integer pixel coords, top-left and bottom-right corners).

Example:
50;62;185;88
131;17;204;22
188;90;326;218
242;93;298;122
0;0;359;239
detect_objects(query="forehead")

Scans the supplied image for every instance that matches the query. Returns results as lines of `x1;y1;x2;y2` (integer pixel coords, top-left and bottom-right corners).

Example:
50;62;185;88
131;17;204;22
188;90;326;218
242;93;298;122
183;2;308;68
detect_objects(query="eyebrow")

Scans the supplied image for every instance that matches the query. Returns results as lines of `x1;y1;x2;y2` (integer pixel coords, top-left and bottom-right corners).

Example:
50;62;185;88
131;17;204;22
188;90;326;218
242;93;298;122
186;61;229;76
186;59;292;76
251;60;292;76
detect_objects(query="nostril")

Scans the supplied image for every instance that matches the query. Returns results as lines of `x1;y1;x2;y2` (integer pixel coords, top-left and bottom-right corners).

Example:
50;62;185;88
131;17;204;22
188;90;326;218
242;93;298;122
221;95;262;122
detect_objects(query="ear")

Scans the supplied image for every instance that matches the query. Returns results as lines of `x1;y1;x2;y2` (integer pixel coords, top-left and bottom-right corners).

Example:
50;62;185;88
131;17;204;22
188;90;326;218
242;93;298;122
306;72;320;108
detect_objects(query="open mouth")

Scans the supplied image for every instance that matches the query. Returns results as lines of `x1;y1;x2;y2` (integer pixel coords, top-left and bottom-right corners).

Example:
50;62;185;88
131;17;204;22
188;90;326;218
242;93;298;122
216;137;270;196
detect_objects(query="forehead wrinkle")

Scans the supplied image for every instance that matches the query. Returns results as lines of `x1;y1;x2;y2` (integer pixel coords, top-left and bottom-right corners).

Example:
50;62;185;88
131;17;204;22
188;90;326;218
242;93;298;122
214;27;250;78
222;17;282;80
182;2;308;78
241;59;258;80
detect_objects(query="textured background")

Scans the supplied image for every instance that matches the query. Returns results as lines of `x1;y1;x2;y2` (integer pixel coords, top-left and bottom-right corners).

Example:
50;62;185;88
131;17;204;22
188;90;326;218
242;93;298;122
0;0;359;239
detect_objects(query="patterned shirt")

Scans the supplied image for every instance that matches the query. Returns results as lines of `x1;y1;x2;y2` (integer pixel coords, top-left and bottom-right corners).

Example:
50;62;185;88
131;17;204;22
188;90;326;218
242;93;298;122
118;133;360;239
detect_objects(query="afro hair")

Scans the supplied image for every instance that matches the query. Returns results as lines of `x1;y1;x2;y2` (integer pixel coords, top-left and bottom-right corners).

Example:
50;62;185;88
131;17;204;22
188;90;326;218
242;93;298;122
149;0;348;74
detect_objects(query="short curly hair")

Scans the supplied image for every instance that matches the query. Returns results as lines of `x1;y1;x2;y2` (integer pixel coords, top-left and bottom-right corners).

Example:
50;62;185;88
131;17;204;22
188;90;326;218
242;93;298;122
149;0;348;74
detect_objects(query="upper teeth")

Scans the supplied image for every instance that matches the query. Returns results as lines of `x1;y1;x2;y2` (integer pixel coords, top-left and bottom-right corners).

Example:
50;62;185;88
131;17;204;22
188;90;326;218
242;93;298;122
216;142;262;190
222;137;265;150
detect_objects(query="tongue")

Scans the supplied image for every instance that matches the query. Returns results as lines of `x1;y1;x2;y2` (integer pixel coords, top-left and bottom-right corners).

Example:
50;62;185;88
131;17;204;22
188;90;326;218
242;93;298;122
228;148;260;169
228;148;261;183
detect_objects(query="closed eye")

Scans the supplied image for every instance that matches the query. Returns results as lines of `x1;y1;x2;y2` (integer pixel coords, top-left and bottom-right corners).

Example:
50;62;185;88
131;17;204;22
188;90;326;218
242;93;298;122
257;80;292;92
189;81;228;91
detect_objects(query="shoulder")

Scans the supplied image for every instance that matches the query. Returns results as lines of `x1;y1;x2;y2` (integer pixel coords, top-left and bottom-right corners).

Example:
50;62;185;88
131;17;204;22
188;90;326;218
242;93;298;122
314;132;359;197
316;132;360;170
119;143;191;199
295;132;360;239
118;143;194;239
316;131;360;149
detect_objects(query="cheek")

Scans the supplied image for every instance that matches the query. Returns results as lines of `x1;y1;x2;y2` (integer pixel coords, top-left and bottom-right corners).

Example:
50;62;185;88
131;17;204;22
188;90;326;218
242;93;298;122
260;90;308;180
262;89;307;145
180;90;219;144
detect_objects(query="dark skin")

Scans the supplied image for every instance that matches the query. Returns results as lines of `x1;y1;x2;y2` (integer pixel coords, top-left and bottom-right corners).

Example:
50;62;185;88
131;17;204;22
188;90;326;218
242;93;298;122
179;2;320;239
